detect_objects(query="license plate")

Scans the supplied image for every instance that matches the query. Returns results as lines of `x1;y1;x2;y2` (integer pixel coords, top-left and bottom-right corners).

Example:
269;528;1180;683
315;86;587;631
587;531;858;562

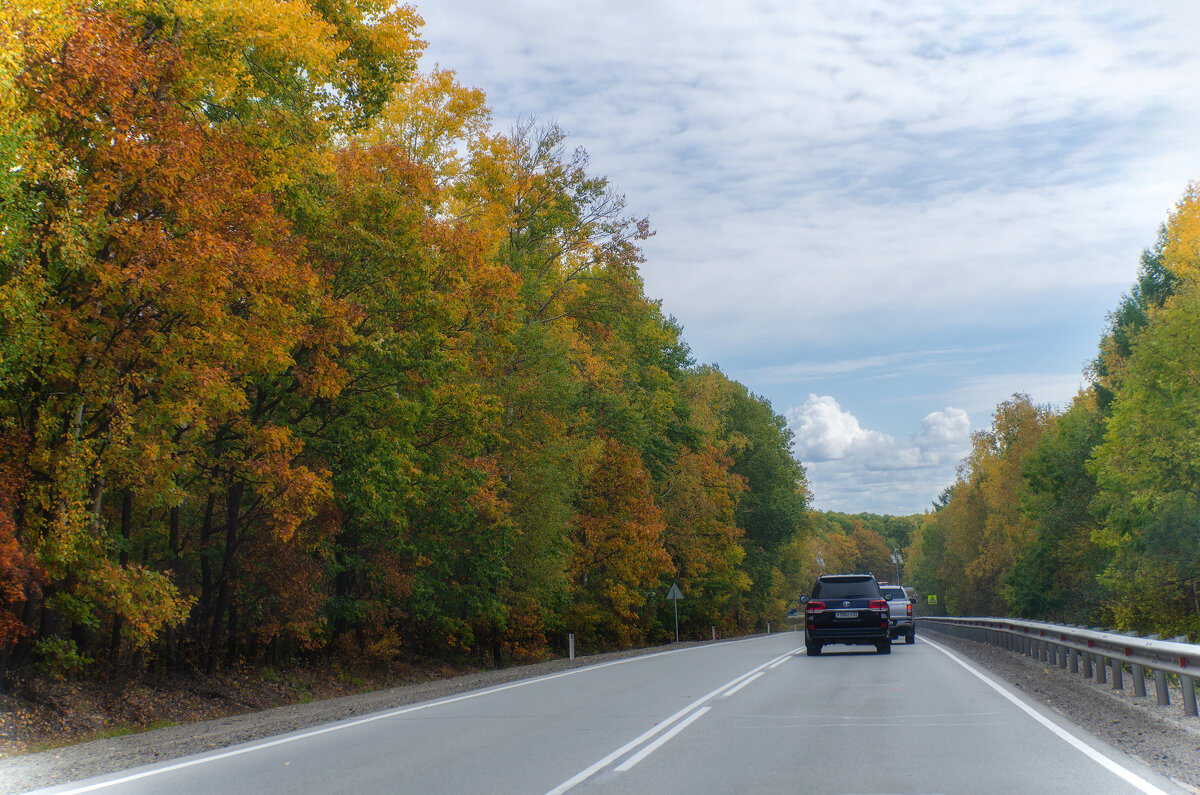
834;611;857;619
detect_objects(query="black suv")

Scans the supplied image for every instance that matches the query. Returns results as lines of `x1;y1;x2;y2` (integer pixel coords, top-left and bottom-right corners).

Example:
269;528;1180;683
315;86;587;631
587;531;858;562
802;574;891;655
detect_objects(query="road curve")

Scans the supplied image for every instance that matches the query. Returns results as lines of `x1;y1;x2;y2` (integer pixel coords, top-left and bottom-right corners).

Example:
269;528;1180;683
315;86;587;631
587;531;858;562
26;633;1189;794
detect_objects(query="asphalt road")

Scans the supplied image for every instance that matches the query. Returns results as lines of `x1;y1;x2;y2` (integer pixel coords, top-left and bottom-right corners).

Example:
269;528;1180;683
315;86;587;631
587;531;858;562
27;633;1190;794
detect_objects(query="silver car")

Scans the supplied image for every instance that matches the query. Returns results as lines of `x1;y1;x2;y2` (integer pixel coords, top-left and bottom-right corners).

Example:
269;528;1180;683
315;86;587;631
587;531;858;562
879;584;915;644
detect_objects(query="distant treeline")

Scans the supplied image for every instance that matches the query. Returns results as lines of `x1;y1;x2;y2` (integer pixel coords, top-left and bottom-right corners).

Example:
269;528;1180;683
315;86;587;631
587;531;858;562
908;183;1200;641
0;3;811;682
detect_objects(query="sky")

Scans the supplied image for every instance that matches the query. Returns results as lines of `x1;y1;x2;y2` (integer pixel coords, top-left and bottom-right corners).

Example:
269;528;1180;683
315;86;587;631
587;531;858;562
413;1;1200;515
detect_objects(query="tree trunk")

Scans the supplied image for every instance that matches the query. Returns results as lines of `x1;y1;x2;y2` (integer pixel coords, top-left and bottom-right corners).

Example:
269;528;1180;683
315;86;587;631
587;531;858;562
166;505;181;668
109;488;133;661
198;493;216;630
207;483;242;675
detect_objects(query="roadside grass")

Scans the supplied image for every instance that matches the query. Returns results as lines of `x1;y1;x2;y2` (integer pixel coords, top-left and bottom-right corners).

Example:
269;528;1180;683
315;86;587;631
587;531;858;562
27;720;179;754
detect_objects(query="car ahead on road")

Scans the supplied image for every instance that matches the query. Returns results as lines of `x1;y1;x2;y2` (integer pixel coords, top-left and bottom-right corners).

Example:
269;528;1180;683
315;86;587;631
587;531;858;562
879;584;915;644
801;574;890;655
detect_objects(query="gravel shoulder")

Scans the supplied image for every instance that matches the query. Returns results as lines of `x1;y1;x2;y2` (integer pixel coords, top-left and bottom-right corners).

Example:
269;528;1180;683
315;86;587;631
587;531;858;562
2;630;1199;793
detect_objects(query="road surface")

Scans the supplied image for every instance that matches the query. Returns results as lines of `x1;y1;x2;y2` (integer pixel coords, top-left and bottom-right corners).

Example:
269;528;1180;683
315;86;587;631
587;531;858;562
28;633;1188;794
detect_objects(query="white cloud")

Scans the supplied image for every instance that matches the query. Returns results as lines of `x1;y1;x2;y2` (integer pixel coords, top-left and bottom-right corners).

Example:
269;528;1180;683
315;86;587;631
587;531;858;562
915;408;972;449
788;395;890;461
747;346;1007;384
788;396;971;513
420;1;1199;361
415;1;1199;511
938;372;1090;417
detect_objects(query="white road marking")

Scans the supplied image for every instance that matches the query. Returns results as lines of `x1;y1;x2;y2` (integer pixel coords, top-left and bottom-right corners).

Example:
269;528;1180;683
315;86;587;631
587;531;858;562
922;635;1173;795
614;707;711;772
544;646;802;794
723;671;764;696
41;639;761;795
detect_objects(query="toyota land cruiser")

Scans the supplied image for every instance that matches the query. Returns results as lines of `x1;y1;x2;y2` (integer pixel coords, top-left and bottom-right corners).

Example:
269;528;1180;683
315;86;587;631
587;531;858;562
802;574;891;655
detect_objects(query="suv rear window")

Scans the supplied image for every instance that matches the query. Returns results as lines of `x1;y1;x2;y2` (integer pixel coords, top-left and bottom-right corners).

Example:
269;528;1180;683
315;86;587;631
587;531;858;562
813;577;879;599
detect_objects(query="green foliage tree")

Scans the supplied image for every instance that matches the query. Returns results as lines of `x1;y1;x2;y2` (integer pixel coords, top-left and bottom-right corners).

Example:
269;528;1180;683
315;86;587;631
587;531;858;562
1004;393;1107;622
1091;281;1200;637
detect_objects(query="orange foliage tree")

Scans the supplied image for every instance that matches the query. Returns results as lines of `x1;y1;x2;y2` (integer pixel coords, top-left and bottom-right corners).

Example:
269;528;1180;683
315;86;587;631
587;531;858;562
567;439;674;648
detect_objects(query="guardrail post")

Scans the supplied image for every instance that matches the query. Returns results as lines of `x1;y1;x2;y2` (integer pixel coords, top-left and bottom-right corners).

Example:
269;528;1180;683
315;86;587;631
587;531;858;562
1059;645;1068;668
1183;675;1198;717
1144;634;1169;705
569;632;575;660
1132;664;1147;697
1155;670;1170;705
1069;648;1079;673
1096;655;1108;684
1172;636;1197;717
1111;659;1123;690
1082;650;1093;678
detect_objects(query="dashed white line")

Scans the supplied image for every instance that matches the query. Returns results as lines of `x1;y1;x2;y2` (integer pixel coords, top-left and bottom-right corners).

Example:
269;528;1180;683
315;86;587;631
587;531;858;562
544;646;801;794
723;671;765;697
614;707;711;772
768;652;797;669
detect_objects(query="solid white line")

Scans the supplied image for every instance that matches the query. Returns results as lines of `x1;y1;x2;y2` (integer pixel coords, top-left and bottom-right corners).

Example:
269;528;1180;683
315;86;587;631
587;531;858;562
43;641;751;795
613;707;711;772
768;653;794;669
543;646;801;795
921;636;1173;795
723;671;764;697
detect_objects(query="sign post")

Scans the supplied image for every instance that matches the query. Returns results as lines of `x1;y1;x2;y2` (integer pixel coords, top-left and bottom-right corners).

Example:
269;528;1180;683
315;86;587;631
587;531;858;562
667;582;684;642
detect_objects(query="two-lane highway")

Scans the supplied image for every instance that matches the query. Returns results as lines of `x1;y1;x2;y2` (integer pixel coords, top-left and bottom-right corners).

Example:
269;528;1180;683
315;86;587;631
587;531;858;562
29;633;1189;794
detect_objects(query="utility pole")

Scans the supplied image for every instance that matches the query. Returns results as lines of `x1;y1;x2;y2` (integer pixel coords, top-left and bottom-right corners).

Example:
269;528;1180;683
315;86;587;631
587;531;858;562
889;550;904;585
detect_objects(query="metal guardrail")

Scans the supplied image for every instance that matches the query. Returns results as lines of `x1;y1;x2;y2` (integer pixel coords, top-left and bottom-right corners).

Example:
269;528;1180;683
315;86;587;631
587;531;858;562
918;616;1199;718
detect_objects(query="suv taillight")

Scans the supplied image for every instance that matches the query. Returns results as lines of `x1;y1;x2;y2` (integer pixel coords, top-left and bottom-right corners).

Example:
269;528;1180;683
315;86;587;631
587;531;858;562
869;599;888;629
806;601;825;613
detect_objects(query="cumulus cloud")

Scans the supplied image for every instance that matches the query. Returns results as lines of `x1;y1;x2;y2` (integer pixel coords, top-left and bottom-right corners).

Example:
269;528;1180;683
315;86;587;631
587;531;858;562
788;396;971;513
788;395;889;462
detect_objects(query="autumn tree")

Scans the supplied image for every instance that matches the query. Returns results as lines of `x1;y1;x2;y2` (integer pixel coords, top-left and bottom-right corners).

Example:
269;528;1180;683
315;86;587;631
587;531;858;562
566;439;673;649
924;395;1051;615
1004;393;1107;622
720;380;809;627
